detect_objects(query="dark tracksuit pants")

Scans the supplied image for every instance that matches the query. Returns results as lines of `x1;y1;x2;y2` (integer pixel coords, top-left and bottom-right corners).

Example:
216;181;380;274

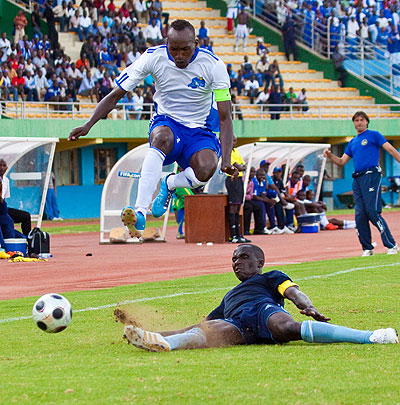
353;169;396;251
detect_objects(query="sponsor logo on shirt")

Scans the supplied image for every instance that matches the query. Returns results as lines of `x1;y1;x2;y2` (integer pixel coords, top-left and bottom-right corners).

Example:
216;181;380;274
361;139;368;146
187;77;205;89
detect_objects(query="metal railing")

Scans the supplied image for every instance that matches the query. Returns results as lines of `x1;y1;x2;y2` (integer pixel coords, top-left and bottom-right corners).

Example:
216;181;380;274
2;100;400;120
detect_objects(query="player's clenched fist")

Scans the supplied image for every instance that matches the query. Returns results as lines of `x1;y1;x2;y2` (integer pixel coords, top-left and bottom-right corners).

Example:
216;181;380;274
68;125;90;141
221;164;238;177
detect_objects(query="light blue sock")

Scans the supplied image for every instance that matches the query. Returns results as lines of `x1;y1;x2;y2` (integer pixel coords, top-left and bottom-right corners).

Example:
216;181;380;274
301;320;373;344
164;327;207;350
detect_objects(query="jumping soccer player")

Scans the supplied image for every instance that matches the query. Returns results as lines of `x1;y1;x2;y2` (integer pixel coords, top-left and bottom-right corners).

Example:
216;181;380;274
324;111;400;256
68;19;236;238
123;244;398;351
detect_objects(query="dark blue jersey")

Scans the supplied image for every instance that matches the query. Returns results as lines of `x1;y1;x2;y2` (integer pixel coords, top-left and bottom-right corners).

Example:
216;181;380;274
344;129;387;172
207;271;294;320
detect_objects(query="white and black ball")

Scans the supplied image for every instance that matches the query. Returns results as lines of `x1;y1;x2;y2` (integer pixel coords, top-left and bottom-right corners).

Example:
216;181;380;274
32;293;72;333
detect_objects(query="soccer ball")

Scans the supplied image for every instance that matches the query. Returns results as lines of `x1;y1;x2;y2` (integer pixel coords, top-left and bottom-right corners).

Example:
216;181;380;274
32;293;72;333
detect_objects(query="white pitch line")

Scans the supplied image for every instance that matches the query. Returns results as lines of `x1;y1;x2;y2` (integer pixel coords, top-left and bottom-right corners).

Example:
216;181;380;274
1;262;398;324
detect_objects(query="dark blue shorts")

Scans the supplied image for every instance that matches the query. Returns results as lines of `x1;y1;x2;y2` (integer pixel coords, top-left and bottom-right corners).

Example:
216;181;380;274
223;303;290;345
149;115;222;169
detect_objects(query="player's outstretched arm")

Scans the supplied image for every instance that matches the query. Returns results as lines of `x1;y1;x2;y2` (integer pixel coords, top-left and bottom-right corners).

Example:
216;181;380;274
68;87;127;141
382;141;400;163
284;286;331;322
323;148;350;167
217;99;238;176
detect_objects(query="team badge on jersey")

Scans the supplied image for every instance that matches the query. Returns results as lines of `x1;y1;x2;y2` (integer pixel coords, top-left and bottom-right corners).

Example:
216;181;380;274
361;139;368;146
188;77;205;89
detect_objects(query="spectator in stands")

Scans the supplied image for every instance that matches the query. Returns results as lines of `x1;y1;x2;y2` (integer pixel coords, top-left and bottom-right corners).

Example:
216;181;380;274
24;71;38;101
255;85;269;106
200;37;213;52
297;88;308;111
265;59;283;89
76;52;90;70
127;45;141;66
235;6;251;51
44;75;64;108
78;70;96;102
34;69;48;100
135;30;147;53
98;70;112;100
31;3;43;40
0;33;11;64
81;37;97;68
243;167;266;235
226;135;250;243
119;90;135;119
285;87;297;109
268;84;281;120
131;87;144;119
70;10;84;41
244;74;259;104
54;1;69;33
241;54;254;79
282;16;298;61
227;64;243;95
144;18;163;45
142;89;153;119
3;67;17;101
98;44;119;75
80;10;93;39
0;70;9;101
44;2;59;50
13;10;28;44
67;62;84;89
226;0;238;34
256;37;268;56
93;63;105;84
332;44;347;87
198;21;209;41
255;54;269;87
135;0;148;23
11;69;25;101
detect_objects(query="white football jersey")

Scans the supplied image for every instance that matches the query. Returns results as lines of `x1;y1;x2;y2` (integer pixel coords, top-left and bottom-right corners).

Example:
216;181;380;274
115;45;230;129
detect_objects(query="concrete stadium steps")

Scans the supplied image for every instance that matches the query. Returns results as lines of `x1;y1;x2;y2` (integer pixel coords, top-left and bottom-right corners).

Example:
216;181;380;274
59;32;82;62
283;79;339;89
163;7;221;17
163;0;207;7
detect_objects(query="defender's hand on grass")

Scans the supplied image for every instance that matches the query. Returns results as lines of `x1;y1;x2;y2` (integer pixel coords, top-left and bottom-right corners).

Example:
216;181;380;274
300;307;331;322
68;125;90;141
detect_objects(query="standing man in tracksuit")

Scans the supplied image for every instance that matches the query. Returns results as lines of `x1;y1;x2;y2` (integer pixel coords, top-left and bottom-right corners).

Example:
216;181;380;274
324;111;400;256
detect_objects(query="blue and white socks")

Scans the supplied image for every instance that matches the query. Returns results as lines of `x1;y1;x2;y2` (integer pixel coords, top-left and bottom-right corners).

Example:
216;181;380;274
135;147;165;217
167;167;207;190
301;320;373;344
164;327;207;350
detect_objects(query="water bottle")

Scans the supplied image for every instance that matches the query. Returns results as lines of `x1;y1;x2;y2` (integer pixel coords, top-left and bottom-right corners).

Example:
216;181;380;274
39;253;53;259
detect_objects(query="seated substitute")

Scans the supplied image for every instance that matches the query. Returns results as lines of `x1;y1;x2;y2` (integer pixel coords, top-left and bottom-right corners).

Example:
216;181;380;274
0;159;31;236
123;244;398;351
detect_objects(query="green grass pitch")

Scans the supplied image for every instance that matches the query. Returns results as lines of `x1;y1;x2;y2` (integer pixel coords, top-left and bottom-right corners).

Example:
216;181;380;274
1;254;400;404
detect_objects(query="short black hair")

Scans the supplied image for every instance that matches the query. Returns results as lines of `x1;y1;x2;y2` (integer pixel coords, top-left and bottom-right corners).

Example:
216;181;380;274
169;19;195;38
238;244;265;261
352;111;370;125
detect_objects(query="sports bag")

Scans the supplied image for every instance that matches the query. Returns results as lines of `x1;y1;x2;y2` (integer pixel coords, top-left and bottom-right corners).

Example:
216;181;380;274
27;227;50;255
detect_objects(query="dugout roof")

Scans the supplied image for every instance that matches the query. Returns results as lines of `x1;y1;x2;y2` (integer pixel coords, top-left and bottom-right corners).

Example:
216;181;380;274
0;137;58;227
206;142;331;201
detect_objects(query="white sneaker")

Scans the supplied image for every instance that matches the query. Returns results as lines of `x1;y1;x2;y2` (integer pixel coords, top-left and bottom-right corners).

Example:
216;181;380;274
287;224;297;232
282;226;294;234
361;249;374;257
284;203;295;210
369;328;399;344
123;325;171;352
387;245;399;255
270;226;284;235
263;227;272;235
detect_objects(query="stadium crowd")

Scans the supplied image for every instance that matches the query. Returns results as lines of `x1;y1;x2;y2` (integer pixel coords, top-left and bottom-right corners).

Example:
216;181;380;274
260;0;400;58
